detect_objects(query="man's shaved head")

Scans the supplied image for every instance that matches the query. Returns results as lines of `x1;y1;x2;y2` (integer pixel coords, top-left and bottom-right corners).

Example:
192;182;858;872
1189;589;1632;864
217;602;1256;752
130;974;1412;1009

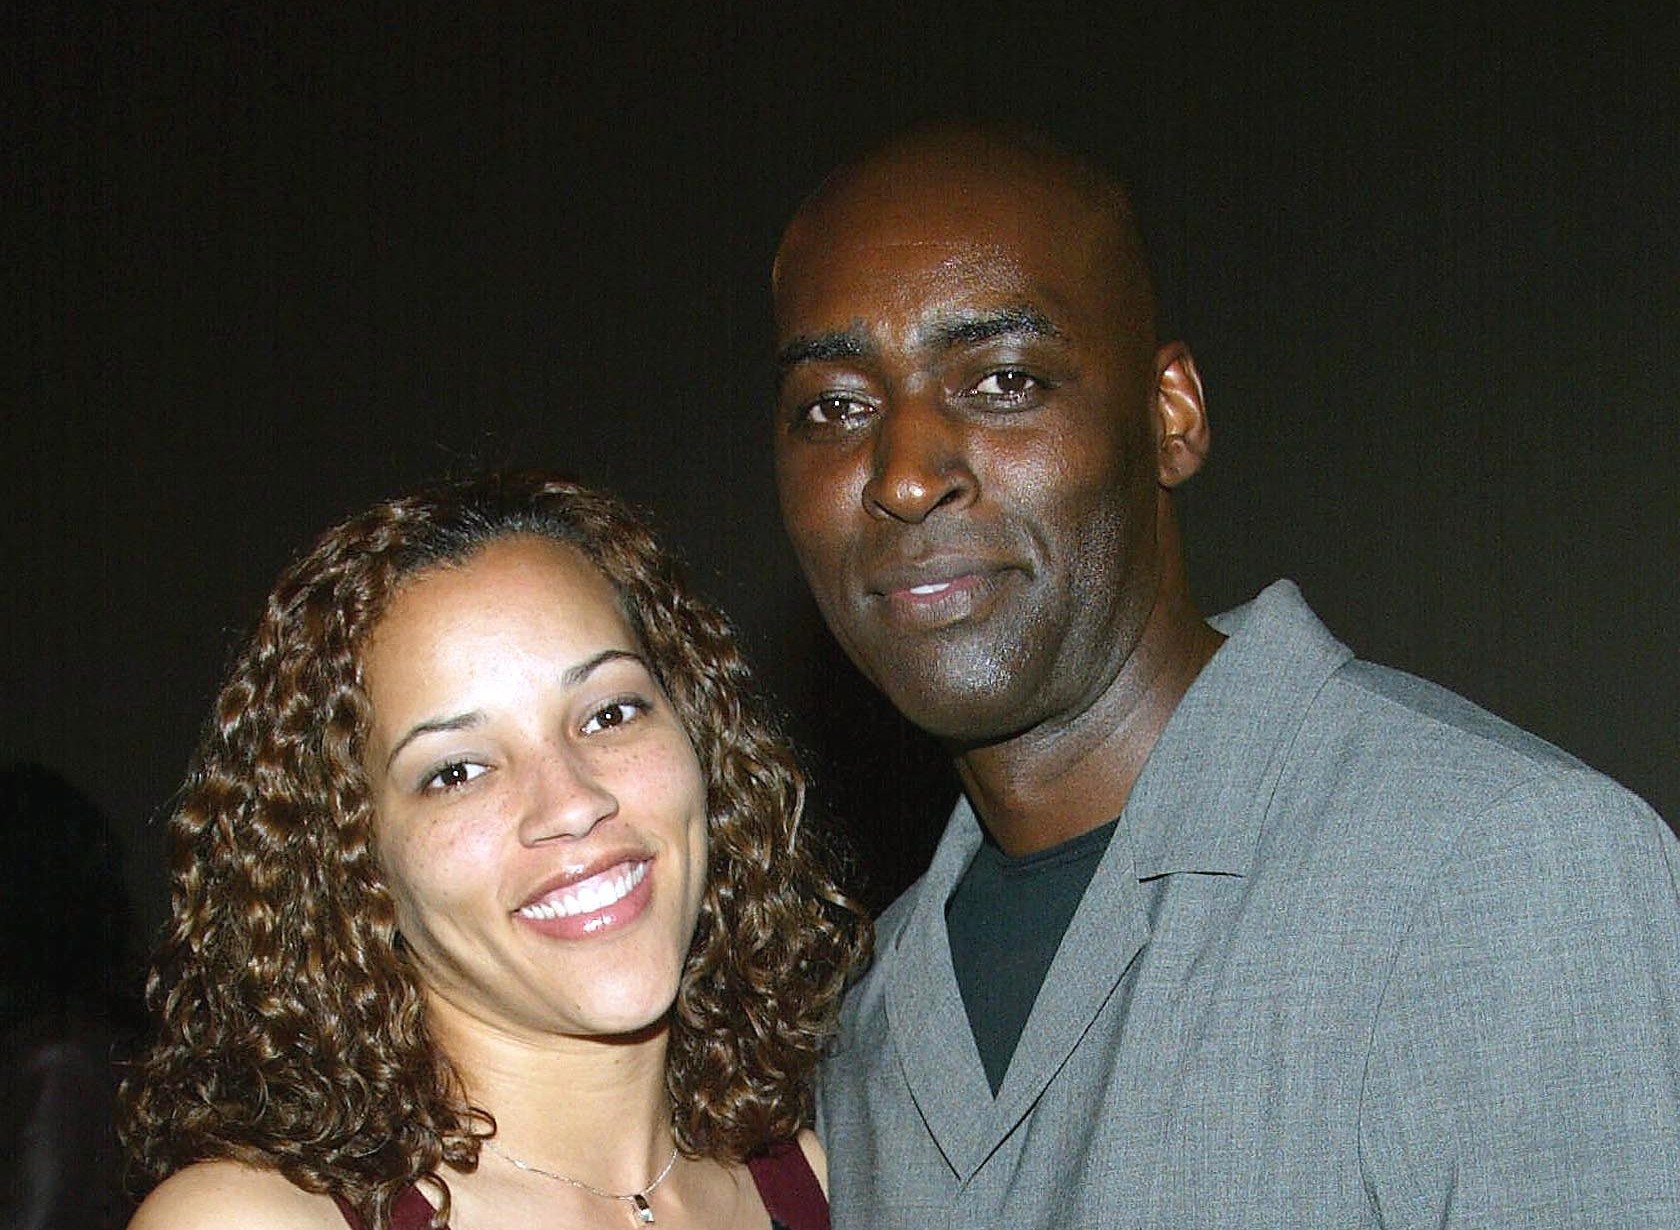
774;122;1158;351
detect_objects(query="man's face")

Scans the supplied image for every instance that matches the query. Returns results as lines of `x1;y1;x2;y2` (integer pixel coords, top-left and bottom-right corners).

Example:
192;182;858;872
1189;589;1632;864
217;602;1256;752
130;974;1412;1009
772;150;1169;746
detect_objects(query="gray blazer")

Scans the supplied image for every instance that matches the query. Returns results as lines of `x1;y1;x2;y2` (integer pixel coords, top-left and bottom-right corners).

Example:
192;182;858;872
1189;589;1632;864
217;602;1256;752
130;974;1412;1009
818;581;1680;1228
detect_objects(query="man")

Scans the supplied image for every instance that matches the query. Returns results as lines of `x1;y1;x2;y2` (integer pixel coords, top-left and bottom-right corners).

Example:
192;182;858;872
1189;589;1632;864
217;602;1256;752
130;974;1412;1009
771;123;1680;1227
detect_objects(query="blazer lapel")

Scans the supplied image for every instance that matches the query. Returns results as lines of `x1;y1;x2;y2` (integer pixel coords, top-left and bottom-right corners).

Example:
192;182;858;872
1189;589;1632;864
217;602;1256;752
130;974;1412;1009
883;803;1155;1177
882;804;997;1175
988;824;1152;1135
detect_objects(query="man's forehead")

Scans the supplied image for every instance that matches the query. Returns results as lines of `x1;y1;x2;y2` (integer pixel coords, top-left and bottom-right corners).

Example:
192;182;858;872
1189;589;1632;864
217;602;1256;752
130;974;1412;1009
785;237;1027;284
790;249;1004;310
775;175;1114;301
786;177;1096;257
774;228;1088;332
774;132;1153;346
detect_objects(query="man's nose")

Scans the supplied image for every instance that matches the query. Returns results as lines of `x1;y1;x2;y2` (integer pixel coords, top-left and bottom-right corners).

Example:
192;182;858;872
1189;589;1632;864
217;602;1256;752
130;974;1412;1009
861;395;977;524
517;747;618;845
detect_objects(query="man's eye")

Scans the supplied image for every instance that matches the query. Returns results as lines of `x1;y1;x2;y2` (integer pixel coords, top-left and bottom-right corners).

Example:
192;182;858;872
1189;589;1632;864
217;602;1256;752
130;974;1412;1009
969;370;1039;398
801;394;875;427
424;761;489;792
581;699;647;735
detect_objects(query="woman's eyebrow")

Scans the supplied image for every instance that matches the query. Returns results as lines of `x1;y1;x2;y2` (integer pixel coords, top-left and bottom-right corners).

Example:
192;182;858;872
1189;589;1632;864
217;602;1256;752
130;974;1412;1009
382;650;647;770
561;648;646;687
384;710;484;771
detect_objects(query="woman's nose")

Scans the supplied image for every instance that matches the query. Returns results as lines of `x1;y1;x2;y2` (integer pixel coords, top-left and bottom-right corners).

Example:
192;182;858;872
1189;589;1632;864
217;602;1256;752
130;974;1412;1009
516;748;618;845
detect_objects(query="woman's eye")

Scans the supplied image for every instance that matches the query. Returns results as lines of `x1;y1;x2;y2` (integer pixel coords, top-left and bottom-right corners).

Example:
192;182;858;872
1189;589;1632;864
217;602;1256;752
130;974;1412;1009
424;760;488;792
970;369;1039;397
581;699;647;735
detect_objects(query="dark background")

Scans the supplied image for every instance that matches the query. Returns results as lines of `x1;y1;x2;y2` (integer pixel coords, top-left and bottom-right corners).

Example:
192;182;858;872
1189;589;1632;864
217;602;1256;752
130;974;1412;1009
8;3;1677;958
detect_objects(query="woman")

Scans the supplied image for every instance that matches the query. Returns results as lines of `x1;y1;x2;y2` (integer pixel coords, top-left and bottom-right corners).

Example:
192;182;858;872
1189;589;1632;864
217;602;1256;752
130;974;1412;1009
120;472;871;1230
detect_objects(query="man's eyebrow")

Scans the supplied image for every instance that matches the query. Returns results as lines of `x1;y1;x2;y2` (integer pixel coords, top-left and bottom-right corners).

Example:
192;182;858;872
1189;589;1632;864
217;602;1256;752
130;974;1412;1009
924;306;1066;351
776;327;874;371
776;307;1063;372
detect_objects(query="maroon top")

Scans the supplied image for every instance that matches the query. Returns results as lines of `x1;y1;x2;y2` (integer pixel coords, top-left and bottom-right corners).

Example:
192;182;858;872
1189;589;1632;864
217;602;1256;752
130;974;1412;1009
747;1139;830;1230
337;1139;827;1230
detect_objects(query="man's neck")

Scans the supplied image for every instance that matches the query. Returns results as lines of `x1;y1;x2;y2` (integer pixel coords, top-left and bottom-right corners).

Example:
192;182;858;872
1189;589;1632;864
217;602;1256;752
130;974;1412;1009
955;587;1224;857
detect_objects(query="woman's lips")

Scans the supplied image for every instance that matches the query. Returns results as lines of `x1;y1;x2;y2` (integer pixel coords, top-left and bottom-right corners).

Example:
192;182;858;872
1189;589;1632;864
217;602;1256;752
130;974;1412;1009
517;860;647;919
516;859;652;936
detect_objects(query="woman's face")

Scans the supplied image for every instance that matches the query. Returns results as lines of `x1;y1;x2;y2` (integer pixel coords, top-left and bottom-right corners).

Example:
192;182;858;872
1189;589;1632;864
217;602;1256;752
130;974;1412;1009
361;535;709;1044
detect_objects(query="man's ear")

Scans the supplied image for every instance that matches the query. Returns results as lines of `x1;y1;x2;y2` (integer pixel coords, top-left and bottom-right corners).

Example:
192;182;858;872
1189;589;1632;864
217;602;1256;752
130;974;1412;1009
1153;341;1210;488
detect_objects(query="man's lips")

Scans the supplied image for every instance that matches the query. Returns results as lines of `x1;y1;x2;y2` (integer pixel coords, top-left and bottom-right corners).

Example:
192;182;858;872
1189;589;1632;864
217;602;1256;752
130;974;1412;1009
884;572;987;603
516;859;649;921
866;555;1016;599
865;557;1024;626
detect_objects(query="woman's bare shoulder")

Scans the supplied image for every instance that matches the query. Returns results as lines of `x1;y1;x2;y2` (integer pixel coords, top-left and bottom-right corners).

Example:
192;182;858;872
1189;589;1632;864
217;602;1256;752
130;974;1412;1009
128;1160;345;1230
795;1128;827;1197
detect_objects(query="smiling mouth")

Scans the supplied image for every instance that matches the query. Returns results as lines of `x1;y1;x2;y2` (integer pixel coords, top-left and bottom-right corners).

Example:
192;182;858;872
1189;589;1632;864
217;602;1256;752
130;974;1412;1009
871;566;1024;629
517;861;648;921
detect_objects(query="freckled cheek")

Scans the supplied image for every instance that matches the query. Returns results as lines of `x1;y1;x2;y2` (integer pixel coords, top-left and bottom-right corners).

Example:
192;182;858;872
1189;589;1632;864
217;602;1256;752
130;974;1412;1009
687;823;711;915
612;733;704;807
379;821;500;929
641;746;708;881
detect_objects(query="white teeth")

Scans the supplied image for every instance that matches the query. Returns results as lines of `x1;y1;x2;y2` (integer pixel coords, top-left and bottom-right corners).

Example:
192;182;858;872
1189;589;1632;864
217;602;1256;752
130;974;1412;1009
909;581;951;595
519;861;647;920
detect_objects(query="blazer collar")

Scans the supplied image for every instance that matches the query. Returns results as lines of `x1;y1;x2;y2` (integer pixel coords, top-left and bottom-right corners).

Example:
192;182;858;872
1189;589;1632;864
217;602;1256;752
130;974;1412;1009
880;579;1351;1171
1125;579;1351;880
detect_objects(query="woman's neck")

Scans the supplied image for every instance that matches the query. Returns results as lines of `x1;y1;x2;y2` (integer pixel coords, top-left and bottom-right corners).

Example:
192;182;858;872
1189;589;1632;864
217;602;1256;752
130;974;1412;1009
425;992;678;1190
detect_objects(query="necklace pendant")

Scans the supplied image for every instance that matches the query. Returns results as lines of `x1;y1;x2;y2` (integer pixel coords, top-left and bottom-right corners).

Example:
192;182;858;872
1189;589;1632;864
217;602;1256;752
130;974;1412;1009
630;1193;655;1224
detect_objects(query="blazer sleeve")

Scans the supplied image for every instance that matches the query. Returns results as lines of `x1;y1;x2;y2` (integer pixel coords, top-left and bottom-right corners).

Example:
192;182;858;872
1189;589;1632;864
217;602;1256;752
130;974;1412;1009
1358;769;1680;1227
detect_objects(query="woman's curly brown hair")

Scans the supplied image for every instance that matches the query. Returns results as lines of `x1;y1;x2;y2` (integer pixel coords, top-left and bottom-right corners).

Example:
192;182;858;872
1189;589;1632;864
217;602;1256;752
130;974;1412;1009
118;472;872;1229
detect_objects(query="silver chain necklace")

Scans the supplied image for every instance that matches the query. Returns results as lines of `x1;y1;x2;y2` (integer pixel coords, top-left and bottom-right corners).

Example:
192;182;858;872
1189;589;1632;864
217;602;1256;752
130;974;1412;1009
483;1138;680;1226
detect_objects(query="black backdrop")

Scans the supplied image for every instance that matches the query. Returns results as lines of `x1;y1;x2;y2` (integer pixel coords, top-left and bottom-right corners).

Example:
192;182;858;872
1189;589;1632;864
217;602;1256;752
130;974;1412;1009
8;3;1677;941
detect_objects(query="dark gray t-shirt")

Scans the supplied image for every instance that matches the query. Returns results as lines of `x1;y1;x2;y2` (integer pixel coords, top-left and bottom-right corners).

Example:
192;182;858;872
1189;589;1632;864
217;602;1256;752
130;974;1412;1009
946;818;1119;1093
